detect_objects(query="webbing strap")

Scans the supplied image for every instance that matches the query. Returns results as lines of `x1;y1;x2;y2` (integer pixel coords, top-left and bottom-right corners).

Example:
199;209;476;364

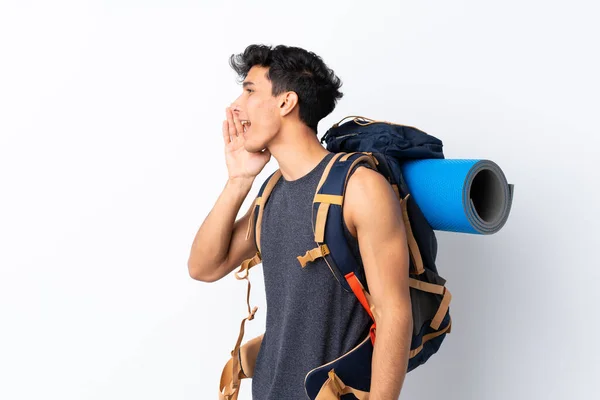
431;286;452;330
218;356;242;400
314;194;343;205
315;369;370;400
342;155;378;190
363;152;379;165
218;334;263;400
409;316;452;358
255;170;282;254
408;278;444;295
224;252;262;393
245;197;262;241
221;209;264;399
297;244;330;268
315;152;347;194
313;152;377;244
345;272;377;346
340;152;355;161
314;202;330;243
400;193;425;275
339;151;379;164
409;278;452;330
234;252;261;280
230;295;257;389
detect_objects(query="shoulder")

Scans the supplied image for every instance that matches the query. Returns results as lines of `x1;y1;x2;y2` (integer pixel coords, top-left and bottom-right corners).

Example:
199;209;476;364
343;164;399;233
347;164;388;193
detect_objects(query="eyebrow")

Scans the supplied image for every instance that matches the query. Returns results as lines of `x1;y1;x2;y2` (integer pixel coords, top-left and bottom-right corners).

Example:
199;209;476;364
242;81;255;88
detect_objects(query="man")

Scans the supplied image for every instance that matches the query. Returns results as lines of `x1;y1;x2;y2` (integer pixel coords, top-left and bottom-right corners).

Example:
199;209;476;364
188;44;412;399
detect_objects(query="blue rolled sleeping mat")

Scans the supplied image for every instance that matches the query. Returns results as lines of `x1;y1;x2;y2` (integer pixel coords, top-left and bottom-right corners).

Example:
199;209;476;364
321;116;514;235
400;159;514;234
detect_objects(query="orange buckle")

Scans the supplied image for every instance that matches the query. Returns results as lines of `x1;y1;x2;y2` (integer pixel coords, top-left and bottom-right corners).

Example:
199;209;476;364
297;244;330;268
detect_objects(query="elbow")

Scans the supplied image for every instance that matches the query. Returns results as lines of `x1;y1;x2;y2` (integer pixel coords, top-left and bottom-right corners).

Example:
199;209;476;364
187;261;200;280
187;260;216;282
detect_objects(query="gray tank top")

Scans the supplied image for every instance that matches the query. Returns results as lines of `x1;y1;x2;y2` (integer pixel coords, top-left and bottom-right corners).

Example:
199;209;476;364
252;152;373;399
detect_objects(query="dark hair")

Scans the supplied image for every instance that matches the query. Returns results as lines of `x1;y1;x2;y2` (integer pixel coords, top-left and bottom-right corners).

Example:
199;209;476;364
229;44;343;132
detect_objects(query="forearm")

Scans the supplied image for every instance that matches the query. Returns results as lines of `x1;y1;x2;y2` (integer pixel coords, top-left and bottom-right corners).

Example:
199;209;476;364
370;306;413;400
187;177;253;278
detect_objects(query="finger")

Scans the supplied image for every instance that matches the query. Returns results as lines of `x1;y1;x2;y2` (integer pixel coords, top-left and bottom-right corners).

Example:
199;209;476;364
222;120;231;145
232;112;244;137
226;107;238;137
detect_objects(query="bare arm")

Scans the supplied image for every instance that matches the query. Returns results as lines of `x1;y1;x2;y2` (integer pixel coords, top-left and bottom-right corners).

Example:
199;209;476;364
188;106;270;282
187;177;258;282
345;166;412;399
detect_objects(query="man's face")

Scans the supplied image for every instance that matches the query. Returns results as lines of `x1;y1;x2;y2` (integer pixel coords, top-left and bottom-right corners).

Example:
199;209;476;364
231;66;282;153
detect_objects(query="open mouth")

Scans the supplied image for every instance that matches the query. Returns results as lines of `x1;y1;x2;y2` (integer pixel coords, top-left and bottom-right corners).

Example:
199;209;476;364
240;120;251;133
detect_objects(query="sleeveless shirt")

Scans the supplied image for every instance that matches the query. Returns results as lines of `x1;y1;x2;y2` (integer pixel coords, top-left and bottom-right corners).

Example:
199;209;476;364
251;152;373;399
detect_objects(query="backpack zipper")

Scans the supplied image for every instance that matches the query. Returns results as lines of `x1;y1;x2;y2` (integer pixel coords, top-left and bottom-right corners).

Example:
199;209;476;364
335;132;359;140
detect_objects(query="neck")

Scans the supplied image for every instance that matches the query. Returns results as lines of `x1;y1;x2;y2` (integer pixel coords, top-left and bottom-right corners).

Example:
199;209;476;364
267;123;331;181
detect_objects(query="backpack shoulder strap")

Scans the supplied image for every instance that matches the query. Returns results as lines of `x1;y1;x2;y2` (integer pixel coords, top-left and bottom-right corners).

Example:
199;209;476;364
244;169;282;258
296;152;379;292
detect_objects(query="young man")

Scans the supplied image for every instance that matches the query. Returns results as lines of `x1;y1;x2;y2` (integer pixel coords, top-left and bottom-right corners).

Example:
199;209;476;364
188;44;412;399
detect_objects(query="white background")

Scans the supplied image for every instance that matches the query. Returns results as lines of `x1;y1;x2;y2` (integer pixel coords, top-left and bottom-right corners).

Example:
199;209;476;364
1;1;598;399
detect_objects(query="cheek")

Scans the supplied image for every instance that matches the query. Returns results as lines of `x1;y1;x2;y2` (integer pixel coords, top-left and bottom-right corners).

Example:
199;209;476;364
253;99;280;133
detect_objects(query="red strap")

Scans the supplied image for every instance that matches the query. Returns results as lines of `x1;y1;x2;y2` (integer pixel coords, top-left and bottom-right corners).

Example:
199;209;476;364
345;272;377;345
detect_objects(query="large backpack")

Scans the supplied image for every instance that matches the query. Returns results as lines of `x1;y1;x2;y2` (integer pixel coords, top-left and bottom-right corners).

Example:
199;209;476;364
218;116;452;400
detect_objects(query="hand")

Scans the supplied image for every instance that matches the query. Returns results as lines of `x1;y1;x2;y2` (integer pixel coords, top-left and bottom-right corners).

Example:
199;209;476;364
222;107;271;182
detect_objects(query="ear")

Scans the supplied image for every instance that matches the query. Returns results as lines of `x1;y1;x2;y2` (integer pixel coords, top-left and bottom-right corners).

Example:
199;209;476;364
278;91;298;117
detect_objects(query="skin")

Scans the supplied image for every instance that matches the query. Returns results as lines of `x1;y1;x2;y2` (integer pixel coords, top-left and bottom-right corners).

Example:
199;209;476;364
227;66;330;182
225;65;412;398
344;166;413;399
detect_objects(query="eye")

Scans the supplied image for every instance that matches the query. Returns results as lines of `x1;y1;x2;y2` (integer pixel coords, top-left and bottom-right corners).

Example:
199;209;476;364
246;88;254;94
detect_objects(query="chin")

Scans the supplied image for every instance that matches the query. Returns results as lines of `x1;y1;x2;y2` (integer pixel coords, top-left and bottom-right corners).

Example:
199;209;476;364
244;141;266;154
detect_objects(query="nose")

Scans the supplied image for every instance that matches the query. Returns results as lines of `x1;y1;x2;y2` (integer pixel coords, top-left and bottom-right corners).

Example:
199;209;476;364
231;106;245;121
230;94;243;110
230;101;241;114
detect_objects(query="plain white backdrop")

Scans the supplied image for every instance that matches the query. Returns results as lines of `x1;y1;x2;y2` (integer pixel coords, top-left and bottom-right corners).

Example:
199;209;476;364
1;1;598;399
